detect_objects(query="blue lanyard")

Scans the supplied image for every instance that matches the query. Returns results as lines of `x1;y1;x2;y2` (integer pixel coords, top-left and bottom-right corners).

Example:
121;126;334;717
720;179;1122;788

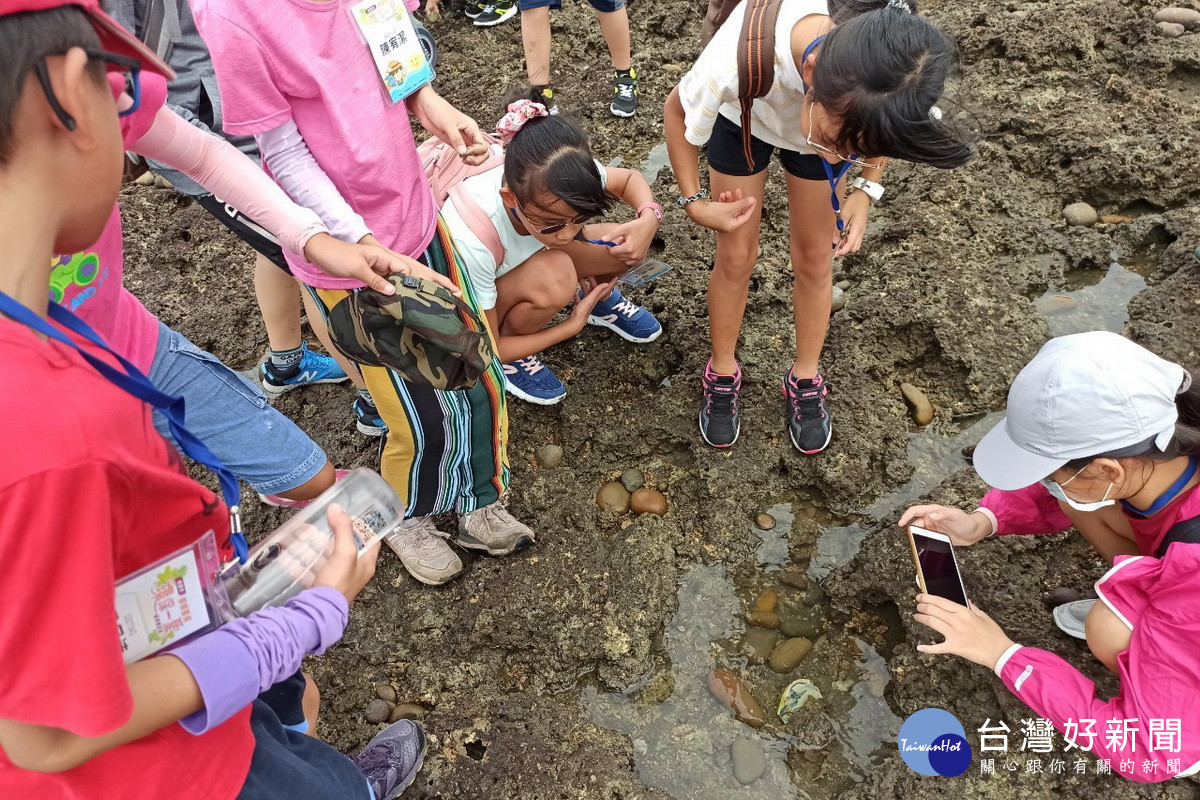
0;291;249;563
1121;456;1198;517
801;34;857;236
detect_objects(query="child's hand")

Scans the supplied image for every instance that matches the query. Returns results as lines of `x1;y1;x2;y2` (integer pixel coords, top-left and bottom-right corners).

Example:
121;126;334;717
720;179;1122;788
684;190;757;233
314;504;381;605
414;90;488;166
914;594;1016;670
304;233;462;297
898;505;992;546
833;191;871;257
569;279;617;330
423;0;440;16
606;214;658;265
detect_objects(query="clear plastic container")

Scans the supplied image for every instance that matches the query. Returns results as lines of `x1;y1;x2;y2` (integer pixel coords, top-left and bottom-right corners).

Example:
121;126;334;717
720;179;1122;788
222;468;402;616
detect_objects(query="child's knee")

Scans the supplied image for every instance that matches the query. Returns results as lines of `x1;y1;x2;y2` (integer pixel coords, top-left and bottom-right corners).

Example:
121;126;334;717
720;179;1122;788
714;244;758;281
790;243;834;281
1085;600;1132;673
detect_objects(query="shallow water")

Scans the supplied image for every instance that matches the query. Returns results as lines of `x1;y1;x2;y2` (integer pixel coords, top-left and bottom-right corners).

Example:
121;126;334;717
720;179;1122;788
1034;258;1148;337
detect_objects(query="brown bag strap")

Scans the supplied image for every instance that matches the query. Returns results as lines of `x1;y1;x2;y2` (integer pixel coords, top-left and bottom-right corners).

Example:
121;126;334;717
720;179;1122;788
736;0;784;169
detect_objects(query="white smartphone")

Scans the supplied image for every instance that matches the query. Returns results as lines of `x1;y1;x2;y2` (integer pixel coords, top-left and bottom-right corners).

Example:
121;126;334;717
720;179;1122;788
907;525;969;607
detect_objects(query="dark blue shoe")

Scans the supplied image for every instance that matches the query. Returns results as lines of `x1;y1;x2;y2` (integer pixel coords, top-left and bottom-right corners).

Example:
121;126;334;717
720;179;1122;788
502;355;566;405
260;344;348;396
353;396;387;437
586;287;662;343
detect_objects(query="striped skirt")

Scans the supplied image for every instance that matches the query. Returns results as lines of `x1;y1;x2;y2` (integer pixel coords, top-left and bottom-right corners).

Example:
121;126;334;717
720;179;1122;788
307;221;509;517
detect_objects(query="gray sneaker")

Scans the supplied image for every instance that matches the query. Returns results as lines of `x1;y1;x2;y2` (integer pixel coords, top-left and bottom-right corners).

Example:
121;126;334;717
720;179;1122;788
385;517;463;585
352;720;427;800
1052;598;1095;640
456;502;536;555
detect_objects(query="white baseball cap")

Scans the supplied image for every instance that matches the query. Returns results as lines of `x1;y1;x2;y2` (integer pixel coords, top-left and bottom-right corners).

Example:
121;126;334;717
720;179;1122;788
973;332;1189;490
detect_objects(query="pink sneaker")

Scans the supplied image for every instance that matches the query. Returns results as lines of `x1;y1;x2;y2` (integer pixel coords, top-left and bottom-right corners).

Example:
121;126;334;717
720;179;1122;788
257;468;351;509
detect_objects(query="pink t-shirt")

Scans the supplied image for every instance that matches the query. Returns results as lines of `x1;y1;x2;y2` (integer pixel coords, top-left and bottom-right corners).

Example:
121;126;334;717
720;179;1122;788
52;73;170;371
193;0;437;289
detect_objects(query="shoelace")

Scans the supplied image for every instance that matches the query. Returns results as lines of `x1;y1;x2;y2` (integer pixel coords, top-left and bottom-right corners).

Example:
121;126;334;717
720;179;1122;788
789;382;826;421
615;82;635;100
611;298;640;318
705;376;738;415
516;356;544;375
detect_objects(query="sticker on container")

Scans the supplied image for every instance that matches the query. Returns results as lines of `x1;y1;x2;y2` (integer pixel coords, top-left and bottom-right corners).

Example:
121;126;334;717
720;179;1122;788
350;0;435;104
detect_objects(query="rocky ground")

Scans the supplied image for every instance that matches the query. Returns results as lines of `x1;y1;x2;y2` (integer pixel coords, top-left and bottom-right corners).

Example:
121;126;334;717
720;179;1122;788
121;0;1200;796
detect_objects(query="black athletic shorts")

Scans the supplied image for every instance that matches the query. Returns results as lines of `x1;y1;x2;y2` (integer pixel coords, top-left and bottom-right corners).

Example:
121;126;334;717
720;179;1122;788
193;193;291;273
706;113;834;180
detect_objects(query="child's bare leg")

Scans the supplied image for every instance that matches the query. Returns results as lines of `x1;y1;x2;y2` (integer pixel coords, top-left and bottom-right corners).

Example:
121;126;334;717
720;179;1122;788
708;169;768;374
254;253;303;352
561;222;631;286
594;7;631;71
521;6;553;85
1085;601;1132;673
301;673;321;737
784;171;839;379
1060;503;1141;563
494;249;579;335
301;289;367;391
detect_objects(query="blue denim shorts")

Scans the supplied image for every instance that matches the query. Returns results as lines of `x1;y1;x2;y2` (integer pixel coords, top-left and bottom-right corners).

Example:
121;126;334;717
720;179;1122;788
146;323;327;495
518;0;625;13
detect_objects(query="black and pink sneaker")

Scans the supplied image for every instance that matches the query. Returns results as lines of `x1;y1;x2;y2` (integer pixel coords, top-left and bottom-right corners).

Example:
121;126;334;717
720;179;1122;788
699;360;742;448
784;372;832;454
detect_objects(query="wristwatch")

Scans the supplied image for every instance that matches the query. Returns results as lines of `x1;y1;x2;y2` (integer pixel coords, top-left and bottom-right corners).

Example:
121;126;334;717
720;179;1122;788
850;177;884;203
636;202;664;223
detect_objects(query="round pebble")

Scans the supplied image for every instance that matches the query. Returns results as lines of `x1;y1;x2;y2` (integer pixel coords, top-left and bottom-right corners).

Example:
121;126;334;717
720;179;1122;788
535;444;563;468
1154;7;1200;29
746;610;780;629
596;481;631;514
768;637;813;673
133;170;156;186
1043;586;1083;609
1157;20;1186;36
754;589;778;614
375;684;397;704
899;382;935;426
390;703;428;722
779;614;821;639
1063;202;1099;227
709;669;767;728
731;739;767;785
830;285;847;313
365;698;392;724
630;488;668;515
834;279;851;291
754;512;776;530
620;468;645;492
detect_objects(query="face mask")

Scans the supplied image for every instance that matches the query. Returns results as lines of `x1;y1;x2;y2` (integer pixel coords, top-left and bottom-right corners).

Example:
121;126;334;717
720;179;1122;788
1041;477;1116;512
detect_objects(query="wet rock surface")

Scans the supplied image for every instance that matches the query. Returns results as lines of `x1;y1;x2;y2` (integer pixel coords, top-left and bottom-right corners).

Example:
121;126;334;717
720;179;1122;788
120;0;1200;796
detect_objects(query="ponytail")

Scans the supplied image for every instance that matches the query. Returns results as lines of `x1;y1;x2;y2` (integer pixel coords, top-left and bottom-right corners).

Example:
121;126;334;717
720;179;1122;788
813;3;976;169
500;87;613;219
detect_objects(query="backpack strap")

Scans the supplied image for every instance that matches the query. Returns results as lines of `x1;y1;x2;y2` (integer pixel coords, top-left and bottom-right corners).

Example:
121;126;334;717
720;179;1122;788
736;0;784;169
446;186;504;269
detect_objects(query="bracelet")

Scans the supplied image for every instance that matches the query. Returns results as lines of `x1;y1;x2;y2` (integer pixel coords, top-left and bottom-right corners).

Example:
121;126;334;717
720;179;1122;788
677;189;708;208
849;177;884;203
635;202;663;223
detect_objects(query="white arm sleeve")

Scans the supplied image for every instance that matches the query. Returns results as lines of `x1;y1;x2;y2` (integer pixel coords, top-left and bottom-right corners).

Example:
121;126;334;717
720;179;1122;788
256;121;373;245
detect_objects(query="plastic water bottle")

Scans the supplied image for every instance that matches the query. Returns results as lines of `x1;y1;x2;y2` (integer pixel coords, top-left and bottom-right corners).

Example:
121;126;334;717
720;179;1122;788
222;469;402;615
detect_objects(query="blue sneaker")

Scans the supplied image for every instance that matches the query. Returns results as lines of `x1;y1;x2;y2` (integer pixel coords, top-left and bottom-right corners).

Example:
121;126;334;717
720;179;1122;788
260;344;348;396
586;287;662;343
353;396;387;437
502;355;566;405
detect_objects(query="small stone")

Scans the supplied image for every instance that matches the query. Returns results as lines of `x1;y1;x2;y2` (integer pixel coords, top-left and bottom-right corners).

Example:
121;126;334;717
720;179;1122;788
375;684;397;704
1043;586;1083;610
742;628;779;665
730;739;767;785
1156;20;1186;36
153;174;174;190
133;170;155;186
1063;202;1099;227
778;567;808;591
535;444;563;468
746;610;780;629
708;668;767;728
755;512;776;530
1099;214;1133;224
778;614;821;639
830;285;847;313
834;279;851;291
1154;7;1200;29
596;481;631;514
662;63;685;73
768;637;813;673
425;8;442;22
899;382;935;426
802;583;826;608
754;589;778;614
620;468;644;492
365;698;392;724
630;488;668;515
390;703;428;722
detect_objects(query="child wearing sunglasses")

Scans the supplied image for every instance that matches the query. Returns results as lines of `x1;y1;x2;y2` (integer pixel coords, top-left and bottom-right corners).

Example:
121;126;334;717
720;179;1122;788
900;332;1200;782
439;93;664;405
664;0;973;452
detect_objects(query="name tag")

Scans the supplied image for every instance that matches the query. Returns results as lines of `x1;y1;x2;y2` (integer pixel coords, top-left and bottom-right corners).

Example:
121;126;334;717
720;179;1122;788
350;0;435;103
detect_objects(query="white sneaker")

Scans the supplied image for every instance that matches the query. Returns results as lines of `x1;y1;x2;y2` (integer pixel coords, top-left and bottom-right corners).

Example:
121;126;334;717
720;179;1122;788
385;518;463;586
457;502;536;556
1052;599;1096;640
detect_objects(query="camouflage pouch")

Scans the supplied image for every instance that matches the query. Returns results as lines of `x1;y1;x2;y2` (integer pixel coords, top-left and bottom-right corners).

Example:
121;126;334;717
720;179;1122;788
329;274;494;391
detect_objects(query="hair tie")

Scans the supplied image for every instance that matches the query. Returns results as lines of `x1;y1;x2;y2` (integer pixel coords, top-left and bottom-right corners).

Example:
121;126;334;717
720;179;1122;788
496;100;549;144
886;0;912;12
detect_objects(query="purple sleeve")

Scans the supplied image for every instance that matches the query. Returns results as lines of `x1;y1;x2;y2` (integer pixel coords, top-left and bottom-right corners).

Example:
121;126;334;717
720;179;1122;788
981;484;1074;536
170;587;349;734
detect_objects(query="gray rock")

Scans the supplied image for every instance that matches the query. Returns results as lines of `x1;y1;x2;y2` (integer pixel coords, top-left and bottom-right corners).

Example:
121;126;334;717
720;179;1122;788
1063;202;1099;227
620;468;644;492
834;279;851;291
365;698;392;724
1156;20;1186;36
731;739;767;785
535;444;563;468
830;285;847;313
1154;7;1200;29
778;613;821;639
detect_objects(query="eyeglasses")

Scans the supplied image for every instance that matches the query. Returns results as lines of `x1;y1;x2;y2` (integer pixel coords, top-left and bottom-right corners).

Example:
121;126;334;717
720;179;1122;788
513;201;591;235
34;48;143;132
804;96;874;169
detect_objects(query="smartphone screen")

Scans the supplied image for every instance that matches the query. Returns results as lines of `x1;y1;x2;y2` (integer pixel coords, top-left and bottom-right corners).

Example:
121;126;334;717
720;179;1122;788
909;527;969;607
